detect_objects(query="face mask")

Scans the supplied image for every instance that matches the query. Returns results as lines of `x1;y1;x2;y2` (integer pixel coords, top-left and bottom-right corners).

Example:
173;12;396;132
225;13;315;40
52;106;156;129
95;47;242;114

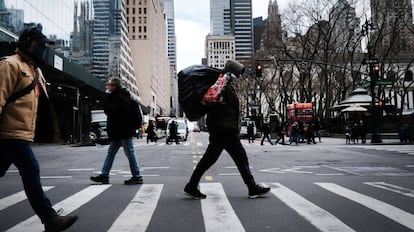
30;43;47;62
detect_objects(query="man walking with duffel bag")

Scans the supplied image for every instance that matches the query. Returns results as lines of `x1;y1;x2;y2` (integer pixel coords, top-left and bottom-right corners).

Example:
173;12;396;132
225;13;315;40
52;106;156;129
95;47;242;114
184;60;270;199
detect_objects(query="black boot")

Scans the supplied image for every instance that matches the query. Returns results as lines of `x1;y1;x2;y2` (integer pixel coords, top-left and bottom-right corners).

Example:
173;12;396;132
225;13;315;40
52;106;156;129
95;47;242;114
90;175;109;184
44;214;78;232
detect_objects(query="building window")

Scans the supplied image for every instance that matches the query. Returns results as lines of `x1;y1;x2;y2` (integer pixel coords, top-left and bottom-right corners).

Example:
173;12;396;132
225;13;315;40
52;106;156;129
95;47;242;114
133;8;135;14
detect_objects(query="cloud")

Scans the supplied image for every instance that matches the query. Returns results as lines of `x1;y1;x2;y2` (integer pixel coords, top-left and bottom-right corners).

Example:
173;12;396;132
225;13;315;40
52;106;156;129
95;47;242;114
176;19;209;71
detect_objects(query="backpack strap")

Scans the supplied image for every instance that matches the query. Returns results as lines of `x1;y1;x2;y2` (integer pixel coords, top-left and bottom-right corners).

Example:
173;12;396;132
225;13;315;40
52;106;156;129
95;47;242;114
6;70;39;105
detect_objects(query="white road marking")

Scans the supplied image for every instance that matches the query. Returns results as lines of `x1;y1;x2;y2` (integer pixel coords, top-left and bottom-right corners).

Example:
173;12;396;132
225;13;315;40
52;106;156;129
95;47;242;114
0;186;54;211
7;185;111;232
107;184;163;232
200;183;245;232
40;176;72;179
269;183;355;232
68;168;95;171
316;183;414;231
364;182;414;198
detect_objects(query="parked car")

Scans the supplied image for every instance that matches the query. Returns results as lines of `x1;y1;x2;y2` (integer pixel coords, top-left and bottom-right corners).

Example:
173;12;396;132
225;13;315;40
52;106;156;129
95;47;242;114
166;118;189;142
88;110;109;144
89;120;109;144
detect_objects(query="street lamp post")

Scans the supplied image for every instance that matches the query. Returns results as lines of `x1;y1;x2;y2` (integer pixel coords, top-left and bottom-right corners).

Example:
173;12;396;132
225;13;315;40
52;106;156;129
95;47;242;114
362;18;382;143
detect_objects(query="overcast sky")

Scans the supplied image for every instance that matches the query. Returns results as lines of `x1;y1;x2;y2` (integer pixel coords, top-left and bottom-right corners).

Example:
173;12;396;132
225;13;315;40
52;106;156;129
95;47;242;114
175;0;290;71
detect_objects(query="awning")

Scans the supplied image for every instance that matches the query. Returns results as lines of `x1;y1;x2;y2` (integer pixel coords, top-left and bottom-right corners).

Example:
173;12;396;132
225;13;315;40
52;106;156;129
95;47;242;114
341;104;368;112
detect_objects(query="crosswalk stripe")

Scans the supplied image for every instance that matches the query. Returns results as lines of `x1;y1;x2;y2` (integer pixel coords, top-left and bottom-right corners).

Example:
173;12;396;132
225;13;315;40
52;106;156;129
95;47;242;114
7;185;111;232
107;184;163;232
316;183;414;230
364;182;414;198
200;183;245;232
268;183;355;232
0;186;54;211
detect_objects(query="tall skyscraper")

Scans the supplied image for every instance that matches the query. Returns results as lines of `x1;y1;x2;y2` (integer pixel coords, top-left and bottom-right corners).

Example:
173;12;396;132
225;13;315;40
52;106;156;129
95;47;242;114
330;0;360;52
91;0;139;98
126;0;171;116
208;0;253;63
164;0;176;67
210;0;231;36
371;0;414;53
72;0;93;68
231;0;253;60
164;0;179;116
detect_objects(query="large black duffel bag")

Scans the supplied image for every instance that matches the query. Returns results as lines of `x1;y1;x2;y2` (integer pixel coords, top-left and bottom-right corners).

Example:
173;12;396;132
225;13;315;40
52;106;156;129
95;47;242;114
177;65;222;121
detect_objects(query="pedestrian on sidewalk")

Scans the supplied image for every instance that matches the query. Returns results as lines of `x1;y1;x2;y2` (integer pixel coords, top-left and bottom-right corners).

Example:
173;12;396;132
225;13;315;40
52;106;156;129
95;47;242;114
0;25;78;231
345;124;352;144
184;60;270;199
247;121;255;143
274;123;286;145
146;120;157;143
90;77;143;185
260;123;273;145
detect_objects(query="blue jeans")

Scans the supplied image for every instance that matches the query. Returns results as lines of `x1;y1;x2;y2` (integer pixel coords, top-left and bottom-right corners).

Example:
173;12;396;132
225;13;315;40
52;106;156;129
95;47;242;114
101;138;141;177
0;140;56;222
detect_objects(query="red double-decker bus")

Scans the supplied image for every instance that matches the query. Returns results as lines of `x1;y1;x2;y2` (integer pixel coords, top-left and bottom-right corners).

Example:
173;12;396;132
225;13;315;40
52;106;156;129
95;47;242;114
287;103;315;136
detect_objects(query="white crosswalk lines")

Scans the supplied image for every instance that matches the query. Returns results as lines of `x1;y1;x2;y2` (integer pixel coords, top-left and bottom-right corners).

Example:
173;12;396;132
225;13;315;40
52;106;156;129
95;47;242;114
6;185;111;232
107;184;163;232
364;182;414;198
316;183;414;231
0;186;54;211
200;183;245;232
2;181;414;231
268;183;356;232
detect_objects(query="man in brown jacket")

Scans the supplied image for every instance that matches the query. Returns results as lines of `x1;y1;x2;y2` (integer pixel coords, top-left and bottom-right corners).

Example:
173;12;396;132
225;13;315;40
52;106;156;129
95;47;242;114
0;25;78;232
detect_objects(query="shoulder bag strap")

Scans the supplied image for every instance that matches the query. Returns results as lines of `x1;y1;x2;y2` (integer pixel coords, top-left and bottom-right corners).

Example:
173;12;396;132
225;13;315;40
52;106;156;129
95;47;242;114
6;70;39;105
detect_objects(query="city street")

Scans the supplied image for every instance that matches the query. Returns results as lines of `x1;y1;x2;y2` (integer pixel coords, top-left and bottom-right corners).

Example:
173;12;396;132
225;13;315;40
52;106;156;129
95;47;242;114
1;132;414;232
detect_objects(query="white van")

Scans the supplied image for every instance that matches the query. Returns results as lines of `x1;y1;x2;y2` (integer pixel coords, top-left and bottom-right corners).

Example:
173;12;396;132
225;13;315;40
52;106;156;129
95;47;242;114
166;118;189;142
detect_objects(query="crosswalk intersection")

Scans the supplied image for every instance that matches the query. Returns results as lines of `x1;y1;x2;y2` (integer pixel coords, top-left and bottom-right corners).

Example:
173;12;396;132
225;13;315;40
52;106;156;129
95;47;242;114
1;181;414;231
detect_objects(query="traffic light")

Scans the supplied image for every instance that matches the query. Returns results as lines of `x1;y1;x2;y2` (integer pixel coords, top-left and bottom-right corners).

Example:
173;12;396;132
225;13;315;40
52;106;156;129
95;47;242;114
378;100;383;108
372;64;380;81
256;64;262;77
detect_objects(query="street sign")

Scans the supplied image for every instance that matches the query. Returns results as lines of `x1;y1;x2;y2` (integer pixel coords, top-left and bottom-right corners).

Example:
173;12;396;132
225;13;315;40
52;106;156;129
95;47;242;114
363;80;393;88
377;80;393;85
362;58;379;64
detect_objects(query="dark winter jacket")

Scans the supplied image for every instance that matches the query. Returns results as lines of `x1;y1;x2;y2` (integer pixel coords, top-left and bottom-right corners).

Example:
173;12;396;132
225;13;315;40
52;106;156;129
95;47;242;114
104;87;135;140
206;82;240;135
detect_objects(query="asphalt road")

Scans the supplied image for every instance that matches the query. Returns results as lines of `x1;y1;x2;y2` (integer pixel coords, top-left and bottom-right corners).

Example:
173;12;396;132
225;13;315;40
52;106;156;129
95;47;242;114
1;132;414;232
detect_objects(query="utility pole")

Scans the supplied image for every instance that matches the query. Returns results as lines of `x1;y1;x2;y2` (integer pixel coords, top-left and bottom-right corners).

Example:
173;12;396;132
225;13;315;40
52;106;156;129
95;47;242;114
362;18;382;143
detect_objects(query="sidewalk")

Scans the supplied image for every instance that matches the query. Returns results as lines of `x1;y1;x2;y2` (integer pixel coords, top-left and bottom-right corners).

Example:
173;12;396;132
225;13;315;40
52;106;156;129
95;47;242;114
310;136;411;146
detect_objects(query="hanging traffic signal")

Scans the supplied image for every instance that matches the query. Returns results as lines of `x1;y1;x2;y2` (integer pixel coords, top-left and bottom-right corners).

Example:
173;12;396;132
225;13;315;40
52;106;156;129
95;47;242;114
256;64;262;77
378;100;383;108
372;64;380;80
